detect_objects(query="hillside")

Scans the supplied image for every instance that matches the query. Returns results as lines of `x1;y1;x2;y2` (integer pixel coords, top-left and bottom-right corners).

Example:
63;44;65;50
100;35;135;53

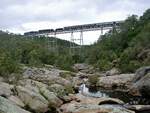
86;9;150;72
0;31;79;77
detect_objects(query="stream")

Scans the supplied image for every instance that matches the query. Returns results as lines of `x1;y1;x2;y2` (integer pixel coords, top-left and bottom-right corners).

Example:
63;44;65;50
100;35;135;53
79;84;150;105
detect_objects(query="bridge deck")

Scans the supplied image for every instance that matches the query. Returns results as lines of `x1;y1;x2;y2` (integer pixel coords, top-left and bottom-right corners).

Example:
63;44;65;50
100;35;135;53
24;21;123;36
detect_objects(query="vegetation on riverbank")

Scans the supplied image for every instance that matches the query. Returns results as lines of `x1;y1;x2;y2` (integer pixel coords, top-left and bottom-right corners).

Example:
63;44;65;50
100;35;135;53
86;9;150;72
0;32;77;77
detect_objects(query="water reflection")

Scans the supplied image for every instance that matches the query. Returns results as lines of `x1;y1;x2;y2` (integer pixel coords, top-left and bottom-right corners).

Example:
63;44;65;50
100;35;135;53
79;84;150;105
79;84;108;98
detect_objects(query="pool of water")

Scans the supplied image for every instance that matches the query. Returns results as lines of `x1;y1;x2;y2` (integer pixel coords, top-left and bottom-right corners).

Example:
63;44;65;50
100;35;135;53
87;87;150;105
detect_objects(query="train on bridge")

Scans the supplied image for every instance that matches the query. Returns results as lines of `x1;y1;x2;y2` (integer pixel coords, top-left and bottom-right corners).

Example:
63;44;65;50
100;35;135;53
24;21;123;36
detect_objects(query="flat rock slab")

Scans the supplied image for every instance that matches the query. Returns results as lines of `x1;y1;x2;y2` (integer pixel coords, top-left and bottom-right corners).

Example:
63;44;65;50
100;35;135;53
97;74;135;90
0;96;31;113
75;94;124;105
59;101;135;113
124;105;150;112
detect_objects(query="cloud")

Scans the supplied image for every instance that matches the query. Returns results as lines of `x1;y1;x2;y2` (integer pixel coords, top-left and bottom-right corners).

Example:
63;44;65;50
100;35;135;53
0;0;149;44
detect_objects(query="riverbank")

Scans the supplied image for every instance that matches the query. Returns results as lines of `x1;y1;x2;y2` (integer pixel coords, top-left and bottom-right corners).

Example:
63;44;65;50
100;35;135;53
0;64;150;113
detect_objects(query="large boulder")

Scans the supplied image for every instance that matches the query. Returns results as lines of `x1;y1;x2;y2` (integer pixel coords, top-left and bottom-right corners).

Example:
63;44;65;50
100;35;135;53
16;86;49;113
49;84;66;96
72;63;94;73
97;74;135;90
129;66;150;96
24;69;71;86
18;79;63;108
106;68;120;76
59;101;135;113
76;72;89;78
137;49;150;60
0;82;13;98
39;85;63;108
23;66;60;78
124;105;150;113
0;77;4;82
23;66;71;86
49;76;71;86
130;73;150;97
132;66;150;83
18;79;40;93
8;95;25;107
0;96;31;113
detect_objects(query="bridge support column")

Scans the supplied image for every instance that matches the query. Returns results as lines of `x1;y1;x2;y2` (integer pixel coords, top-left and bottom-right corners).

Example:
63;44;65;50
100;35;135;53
47;34;51;50
70;31;75;54
112;23;117;34
69;30;84;57
80;30;84;46
54;32;58;54
101;27;103;35
47;33;58;53
99;27;104;41
79;30;84;58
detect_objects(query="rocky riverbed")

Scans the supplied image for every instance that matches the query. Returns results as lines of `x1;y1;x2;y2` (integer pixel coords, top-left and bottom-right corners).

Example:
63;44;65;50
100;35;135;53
0;64;150;113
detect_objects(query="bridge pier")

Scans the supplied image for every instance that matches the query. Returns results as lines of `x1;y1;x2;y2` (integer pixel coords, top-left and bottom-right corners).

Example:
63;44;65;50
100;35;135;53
70;31;75;54
101;27;103;35
79;31;84;57
70;31;84;55
80;30;84;46
54;32;58;54
47;32;58;53
112;22;117;34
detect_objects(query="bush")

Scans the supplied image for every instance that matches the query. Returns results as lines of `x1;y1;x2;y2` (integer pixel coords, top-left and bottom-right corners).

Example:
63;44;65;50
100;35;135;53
88;75;99;86
0;52;21;77
64;85;75;94
97;59;113;71
55;55;74;70
119;60;141;73
28;49;42;66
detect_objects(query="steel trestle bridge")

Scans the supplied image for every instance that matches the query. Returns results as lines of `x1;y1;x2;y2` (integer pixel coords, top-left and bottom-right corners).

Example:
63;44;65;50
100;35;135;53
24;21;123;54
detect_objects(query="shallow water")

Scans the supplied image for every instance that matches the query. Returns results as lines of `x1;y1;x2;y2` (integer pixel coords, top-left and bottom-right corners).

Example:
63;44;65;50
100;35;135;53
79;85;150;105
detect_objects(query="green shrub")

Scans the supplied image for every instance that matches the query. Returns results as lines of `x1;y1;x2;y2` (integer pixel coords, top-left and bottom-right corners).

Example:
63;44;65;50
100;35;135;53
119;60;141;73
88;75;99;86
97;59;113;71
0;52;20;77
64;85;74;94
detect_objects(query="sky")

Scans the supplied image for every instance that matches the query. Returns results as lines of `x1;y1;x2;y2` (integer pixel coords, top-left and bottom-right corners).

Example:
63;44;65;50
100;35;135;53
0;0;150;44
